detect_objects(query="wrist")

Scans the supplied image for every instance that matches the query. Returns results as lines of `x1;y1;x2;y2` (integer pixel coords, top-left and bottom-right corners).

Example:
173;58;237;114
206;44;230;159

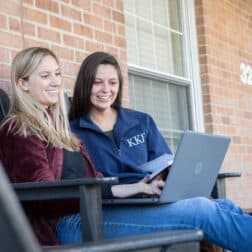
111;182;142;198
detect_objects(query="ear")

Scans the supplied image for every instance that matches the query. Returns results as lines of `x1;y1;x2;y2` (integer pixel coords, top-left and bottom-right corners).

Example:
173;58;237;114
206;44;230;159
17;78;29;92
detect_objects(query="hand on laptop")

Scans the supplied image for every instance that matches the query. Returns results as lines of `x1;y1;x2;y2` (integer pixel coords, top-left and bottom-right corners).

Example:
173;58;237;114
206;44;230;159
111;178;165;198
140;177;165;196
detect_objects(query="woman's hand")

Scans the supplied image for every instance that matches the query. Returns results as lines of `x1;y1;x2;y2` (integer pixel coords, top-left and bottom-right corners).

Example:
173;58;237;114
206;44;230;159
111;178;165;198
140;177;165;196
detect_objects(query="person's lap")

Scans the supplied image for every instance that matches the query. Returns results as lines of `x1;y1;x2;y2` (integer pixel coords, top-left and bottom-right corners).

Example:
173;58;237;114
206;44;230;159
56;197;251;252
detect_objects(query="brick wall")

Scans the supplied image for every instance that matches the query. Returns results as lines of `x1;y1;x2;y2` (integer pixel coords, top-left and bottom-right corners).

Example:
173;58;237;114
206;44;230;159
1;0;252;208
0;0;129;104
195;0;252;208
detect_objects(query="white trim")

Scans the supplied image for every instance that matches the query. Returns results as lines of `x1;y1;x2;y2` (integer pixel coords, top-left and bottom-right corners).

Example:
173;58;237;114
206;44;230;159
128;64;191;86
182;0;205;132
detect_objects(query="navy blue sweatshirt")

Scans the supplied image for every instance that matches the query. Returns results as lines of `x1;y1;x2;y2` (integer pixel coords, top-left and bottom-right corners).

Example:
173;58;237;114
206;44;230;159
70;107;172;184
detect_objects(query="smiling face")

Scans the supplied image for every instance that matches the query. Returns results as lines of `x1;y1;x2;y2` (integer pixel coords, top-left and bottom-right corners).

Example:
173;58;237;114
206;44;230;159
19;55;61;108
90;64;120;113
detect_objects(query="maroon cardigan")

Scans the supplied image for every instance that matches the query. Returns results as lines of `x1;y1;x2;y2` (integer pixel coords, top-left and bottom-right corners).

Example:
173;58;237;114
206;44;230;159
0;124;99;245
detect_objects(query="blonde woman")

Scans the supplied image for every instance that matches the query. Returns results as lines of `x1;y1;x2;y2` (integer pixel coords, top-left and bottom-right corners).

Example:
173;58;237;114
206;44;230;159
0;47;164;246
0;47;98;245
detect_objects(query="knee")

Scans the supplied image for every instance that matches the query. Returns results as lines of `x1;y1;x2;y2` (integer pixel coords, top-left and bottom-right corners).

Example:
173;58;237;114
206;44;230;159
172;197;216;217
168;197;216;227
188;197;216;217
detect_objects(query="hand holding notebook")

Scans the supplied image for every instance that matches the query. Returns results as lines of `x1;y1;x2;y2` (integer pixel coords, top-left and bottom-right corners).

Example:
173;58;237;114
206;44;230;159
137;154;174;182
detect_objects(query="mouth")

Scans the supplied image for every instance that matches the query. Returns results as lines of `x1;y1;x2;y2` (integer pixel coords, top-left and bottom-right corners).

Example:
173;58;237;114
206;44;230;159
96;95;112;102
46;90;59;95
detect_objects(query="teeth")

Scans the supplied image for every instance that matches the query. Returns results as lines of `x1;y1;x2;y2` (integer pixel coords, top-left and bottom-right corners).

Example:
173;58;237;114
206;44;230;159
98;96;109;100
47;90;58;95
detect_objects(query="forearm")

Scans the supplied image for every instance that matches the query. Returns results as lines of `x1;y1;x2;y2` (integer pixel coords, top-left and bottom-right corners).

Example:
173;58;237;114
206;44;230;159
111;179;164;198
111;183;143;198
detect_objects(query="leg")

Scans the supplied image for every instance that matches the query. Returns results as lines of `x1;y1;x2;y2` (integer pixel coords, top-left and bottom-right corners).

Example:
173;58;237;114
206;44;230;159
214;198;244;214
56;214;83;244
56;197;252;252
102;198;252;252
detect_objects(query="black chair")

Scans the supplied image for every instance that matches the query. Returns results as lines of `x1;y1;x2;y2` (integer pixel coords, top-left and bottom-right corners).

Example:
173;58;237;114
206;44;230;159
0;88;10;122
14;176;118;242
0;161;203;252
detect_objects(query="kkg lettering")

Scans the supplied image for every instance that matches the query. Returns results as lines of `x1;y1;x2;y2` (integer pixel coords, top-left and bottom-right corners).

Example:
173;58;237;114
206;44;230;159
126;132;146;147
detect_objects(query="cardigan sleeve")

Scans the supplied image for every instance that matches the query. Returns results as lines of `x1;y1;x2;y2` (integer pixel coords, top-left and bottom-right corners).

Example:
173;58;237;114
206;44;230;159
80;143;103;178
0;133;59;182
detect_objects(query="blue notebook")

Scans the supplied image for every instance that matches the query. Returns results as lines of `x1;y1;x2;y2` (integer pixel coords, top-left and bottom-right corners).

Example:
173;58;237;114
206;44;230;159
137;154;174;181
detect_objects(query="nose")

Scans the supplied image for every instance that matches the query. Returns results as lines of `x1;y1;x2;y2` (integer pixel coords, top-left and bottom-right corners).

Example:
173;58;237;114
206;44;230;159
50;74;61;86
101;82;109;92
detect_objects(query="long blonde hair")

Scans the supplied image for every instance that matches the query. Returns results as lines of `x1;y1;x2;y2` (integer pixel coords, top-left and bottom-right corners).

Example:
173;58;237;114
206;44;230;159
1;47;79;151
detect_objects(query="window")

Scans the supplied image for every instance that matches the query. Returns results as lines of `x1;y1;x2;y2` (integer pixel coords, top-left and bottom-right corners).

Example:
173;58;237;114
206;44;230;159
125;0;183;76
124;0;203;152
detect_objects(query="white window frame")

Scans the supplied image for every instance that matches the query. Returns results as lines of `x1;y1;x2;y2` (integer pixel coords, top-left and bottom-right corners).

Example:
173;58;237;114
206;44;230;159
126;0;204;133
182;0;204;132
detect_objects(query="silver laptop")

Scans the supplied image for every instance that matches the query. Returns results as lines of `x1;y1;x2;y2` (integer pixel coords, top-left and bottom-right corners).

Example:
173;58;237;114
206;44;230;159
103;131;230;205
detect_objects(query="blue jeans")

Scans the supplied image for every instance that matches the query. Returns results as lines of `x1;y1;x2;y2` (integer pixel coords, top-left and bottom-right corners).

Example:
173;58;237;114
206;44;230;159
56;197;252;252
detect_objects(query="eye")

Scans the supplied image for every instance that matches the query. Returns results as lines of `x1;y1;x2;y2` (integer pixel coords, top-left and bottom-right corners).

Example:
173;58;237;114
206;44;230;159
93;80;102;85
110;81;118;86
55;71;61;76
41;74;49;79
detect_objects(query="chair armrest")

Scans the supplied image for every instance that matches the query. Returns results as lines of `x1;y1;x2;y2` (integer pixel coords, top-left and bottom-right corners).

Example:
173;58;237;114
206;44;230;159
45;229;204;252
14;177;118;242
211;172;241;199
217;172;241;179
13;177;118;201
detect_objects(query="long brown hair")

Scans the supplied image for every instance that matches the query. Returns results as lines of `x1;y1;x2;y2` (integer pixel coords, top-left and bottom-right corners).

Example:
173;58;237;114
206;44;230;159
69;51;123;120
